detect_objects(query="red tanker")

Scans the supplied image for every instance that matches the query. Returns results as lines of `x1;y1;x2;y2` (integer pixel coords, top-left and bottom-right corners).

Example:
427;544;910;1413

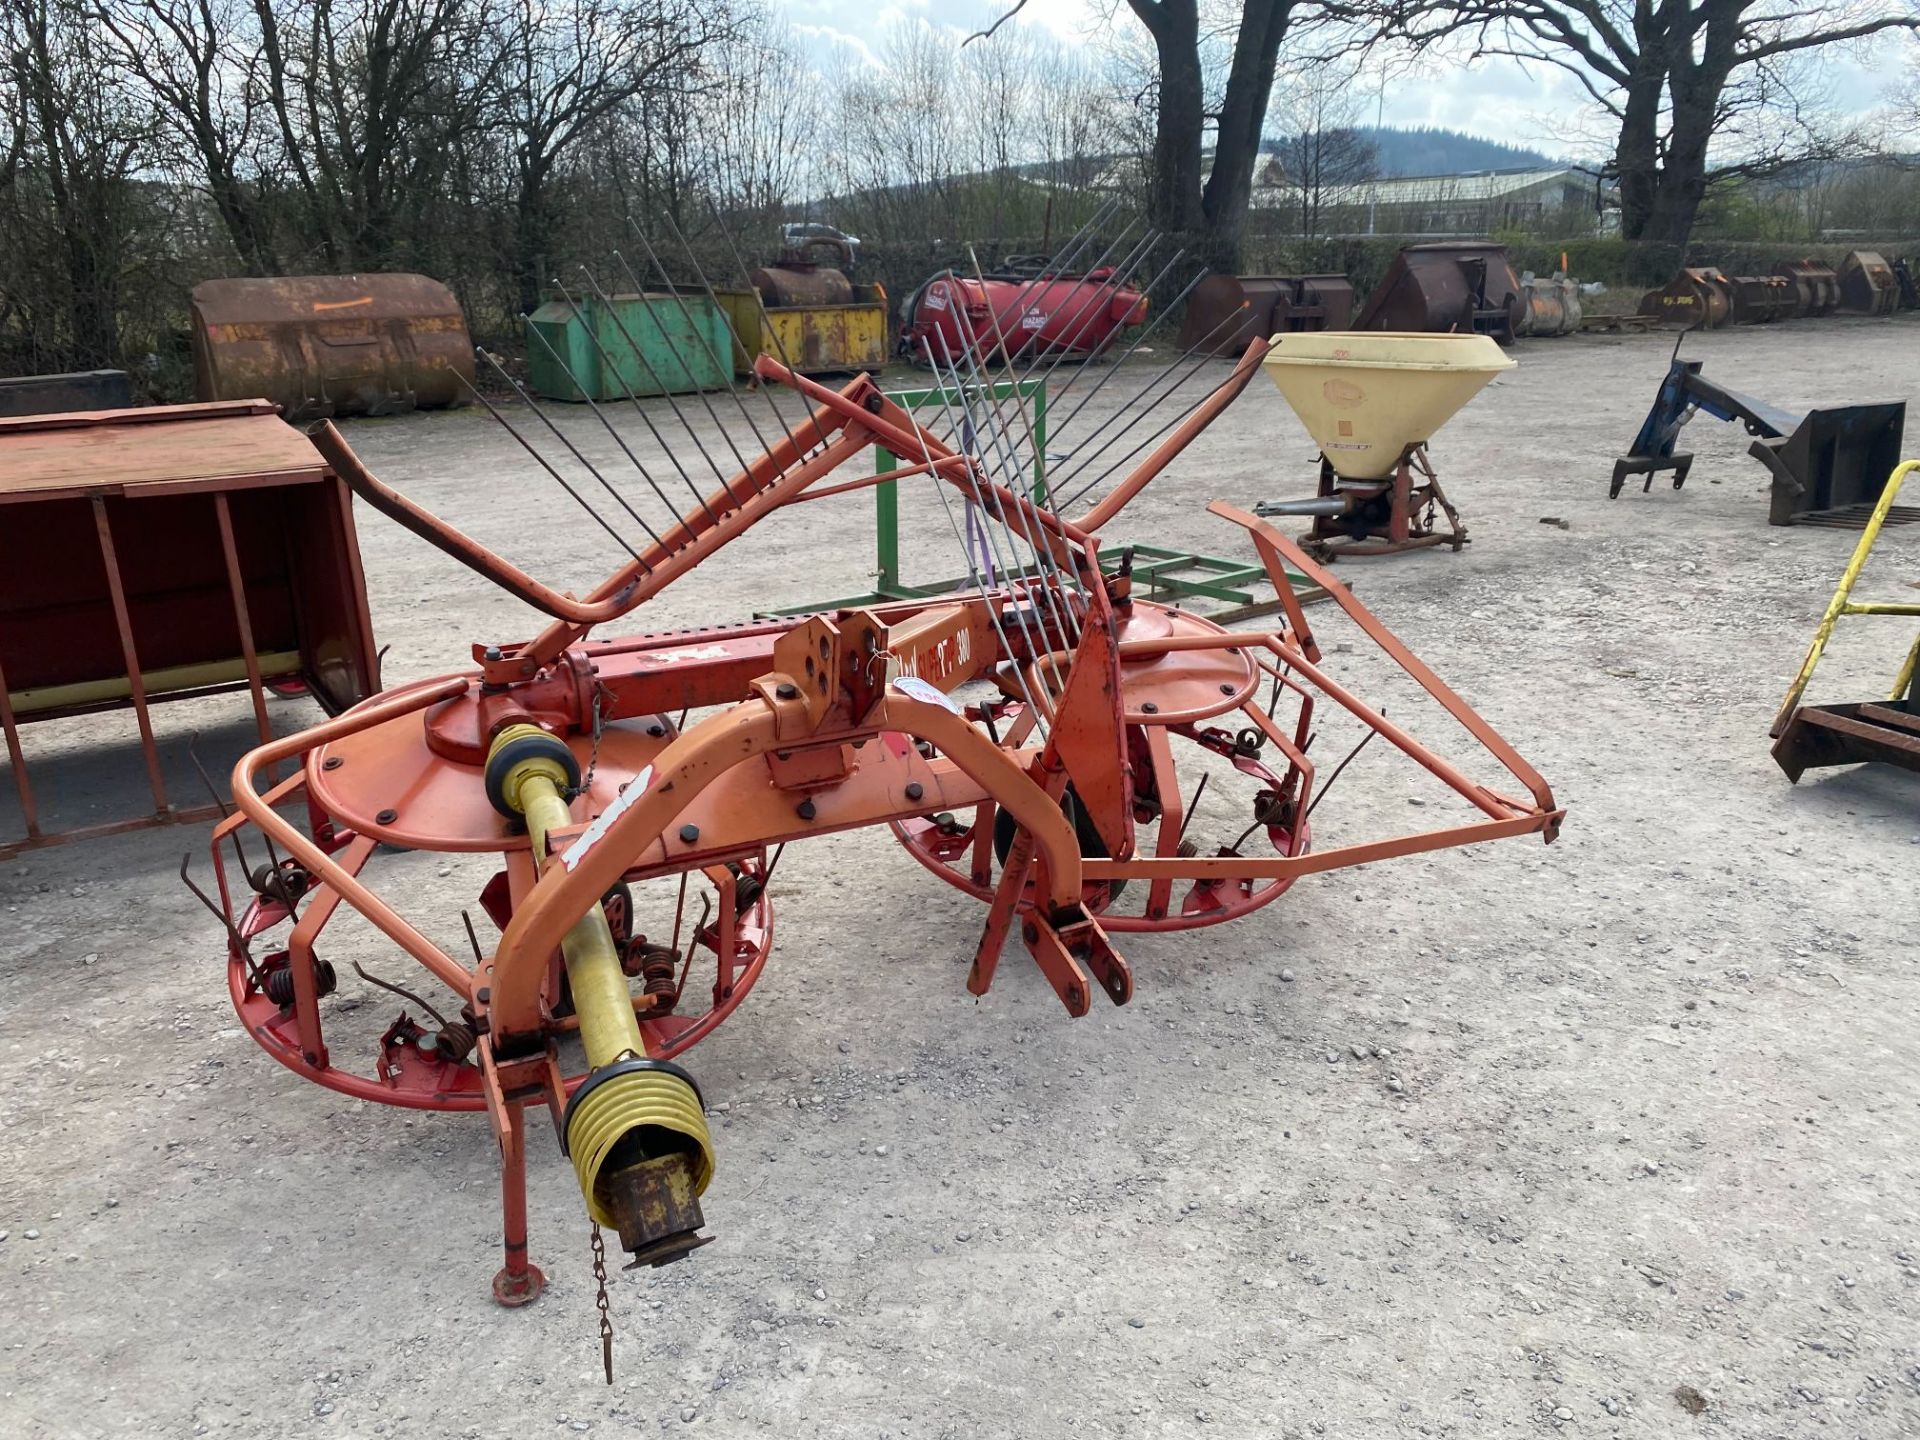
899;264;1147;366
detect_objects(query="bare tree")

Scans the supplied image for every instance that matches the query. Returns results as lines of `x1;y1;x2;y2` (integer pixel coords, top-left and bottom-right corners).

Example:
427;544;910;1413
1267;59;1377;236
1117;0;1313;244
3;0;161;366
486;0;728;313
1369;0;1920;244
698;13;822;226
94;0;281;274
252;0;487;268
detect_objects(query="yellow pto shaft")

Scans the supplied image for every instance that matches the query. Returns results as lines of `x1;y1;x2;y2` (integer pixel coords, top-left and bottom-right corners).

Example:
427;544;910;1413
485;724;715;1267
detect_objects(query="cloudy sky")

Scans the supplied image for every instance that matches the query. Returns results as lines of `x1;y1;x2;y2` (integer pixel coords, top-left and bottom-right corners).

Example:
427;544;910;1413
777;0;1912;155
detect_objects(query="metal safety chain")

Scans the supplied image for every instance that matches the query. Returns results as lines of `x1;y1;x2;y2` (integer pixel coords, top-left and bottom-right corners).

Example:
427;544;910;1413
592;1222;615;1383
572;684;613;801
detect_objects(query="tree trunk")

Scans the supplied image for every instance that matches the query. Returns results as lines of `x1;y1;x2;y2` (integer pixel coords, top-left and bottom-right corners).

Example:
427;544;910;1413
1618;57;1723;245
1201;1;1291;238
1127;0;1206;232
1612;52;1666;241
515;159;553;317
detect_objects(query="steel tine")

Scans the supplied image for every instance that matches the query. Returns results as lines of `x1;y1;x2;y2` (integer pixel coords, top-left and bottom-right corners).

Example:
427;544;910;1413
1002;228;1161;422
180;850;254;966
926;333;1071;704
1004;237;1187;428
595;254;744;507
911;339;1055;730
963;236;1165;522
701;205;837;457
988;217;1141;377
951;249;1052;505
1045;304;1250;504
975;196;1126;351
954;220;1150;495
897;341;1044;721
458;363;647;565
618;226;759;478
479;343;670;550
689;199;821;461
989;224;1152;439
1039;260;1208;453
1023;224;1155;371
938;325;1085;671
936;287;1074;595
578;264;741;516
1051;317;1254;514
648;211;783;461
524;300;703;533
945;196;1123;374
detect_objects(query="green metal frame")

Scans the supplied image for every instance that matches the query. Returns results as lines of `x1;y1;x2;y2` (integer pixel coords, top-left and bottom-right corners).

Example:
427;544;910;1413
1099;543;1328;621
763;375;1329;618
873;379;1048;598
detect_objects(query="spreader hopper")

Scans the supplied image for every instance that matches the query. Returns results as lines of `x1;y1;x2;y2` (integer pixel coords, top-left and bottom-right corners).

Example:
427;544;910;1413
1255;332;1512;558
1261;331;1512;480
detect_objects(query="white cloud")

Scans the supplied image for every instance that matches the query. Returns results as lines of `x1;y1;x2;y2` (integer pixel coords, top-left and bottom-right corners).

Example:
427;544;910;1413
772;0;1910;149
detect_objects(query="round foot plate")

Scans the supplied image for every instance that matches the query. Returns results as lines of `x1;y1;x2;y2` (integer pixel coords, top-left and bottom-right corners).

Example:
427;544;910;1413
493;1263;546;1308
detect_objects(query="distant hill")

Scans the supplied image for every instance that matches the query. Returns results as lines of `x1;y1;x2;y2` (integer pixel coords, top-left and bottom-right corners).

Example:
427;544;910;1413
1262;126;1565;178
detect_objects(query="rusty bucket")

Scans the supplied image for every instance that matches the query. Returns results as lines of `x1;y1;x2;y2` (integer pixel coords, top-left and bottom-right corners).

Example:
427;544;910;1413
1774;260;1839;317
1638;268;1734;329
1177;274;1355;355
1351;244;1523;345
1837;251;1899;316
1726;273;1796;325
1515;273;1583;338
190;273;475;422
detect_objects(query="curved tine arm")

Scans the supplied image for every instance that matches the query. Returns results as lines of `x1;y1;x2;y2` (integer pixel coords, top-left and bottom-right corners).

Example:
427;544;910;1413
228;676;478;997
1212;503;1557;818
1206;501;1321;663
488;687;1086;1041
1073;336;1272;534
878;691;1084;908
310;421;636;624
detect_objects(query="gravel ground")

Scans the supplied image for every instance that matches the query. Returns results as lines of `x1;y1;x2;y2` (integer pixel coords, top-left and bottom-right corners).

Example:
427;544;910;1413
3;316;1918;1439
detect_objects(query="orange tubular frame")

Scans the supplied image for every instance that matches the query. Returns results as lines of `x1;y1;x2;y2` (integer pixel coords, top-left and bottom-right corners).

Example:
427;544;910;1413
485;684;1087;1044
203;340;1561;1308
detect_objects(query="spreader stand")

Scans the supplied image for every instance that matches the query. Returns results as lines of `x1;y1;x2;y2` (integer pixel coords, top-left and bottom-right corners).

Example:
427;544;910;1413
1257;445;1467;561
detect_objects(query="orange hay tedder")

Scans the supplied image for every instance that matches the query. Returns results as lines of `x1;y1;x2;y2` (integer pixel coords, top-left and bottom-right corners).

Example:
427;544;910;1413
195;215;1561;1373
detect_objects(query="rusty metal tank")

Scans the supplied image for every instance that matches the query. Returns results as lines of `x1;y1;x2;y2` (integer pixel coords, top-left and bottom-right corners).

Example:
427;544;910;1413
1638;268;1734;329
1177;273;1354;354
1351;243;1524;345
190;273;474;422
1773;260;1838;317
1837;251;1899;316
750;237;857;309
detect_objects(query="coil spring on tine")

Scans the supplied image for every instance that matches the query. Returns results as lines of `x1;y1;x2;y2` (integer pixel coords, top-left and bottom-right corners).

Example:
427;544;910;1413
263;957;336;1008
634;945;680;1010
434;1020;478;1064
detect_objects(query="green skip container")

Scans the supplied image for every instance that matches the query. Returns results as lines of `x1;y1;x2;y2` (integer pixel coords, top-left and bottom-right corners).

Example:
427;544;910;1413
526;291;731;400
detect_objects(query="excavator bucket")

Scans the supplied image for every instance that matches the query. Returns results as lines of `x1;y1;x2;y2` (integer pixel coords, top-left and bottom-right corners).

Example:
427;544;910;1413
190;273;475;422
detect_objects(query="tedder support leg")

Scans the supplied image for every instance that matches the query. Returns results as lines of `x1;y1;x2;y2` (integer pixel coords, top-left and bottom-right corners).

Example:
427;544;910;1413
493;1098;545;1307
